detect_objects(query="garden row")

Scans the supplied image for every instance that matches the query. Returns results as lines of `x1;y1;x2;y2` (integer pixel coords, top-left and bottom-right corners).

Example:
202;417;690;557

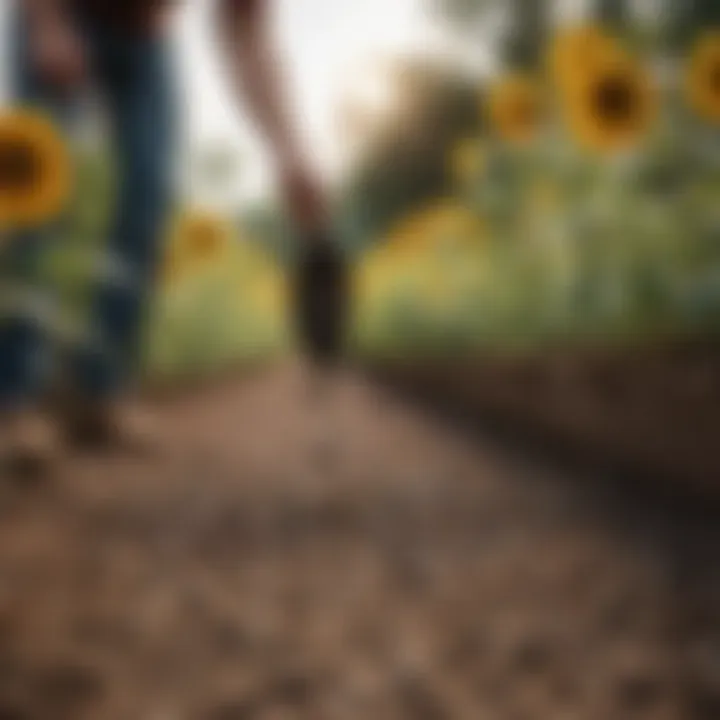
368;336;720;493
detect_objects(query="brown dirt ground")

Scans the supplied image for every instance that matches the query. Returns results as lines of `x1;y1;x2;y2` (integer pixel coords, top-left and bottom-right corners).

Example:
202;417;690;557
0;360;718;719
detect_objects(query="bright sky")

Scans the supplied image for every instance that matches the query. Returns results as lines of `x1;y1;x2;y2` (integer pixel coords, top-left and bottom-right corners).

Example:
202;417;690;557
174;0;435;203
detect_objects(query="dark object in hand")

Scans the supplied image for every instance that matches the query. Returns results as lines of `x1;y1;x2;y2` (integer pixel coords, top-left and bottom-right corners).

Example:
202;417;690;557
293;235;349;365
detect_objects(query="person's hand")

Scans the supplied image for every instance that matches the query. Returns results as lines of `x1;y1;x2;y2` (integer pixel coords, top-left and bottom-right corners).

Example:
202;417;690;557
277;154;328;237
278;153;348;363
29;17;86;92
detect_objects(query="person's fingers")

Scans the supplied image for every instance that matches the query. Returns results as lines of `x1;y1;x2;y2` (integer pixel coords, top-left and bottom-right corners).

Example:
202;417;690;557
45;50;86;90
42;62;83;91
282;169;328;236
31;24;87;92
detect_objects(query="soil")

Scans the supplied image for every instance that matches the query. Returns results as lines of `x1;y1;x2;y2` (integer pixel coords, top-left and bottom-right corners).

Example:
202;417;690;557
0;360;717;719
368;338;720;488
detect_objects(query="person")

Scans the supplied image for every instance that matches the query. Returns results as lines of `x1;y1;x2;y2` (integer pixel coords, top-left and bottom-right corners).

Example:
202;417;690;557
0;0;328;470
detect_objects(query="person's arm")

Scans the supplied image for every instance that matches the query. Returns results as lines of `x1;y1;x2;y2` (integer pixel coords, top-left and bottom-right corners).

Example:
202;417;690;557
22;0;65;23
216;0;326;234
21;0;86;90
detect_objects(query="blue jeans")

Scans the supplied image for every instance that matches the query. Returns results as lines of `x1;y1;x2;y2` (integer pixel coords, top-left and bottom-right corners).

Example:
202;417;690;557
0;10;176;408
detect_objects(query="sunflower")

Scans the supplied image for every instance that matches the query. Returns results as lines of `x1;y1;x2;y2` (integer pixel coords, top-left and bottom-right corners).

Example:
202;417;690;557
563;53;657;154
384;200;484;253
449;137;485;185
487;75;544;145
547;24;620;94
164;210;232;281
0;109;72;230
685;30;720;124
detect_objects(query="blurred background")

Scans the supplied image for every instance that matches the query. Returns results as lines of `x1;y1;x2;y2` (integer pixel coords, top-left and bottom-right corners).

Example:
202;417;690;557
0;0;718;375
0;0;719;718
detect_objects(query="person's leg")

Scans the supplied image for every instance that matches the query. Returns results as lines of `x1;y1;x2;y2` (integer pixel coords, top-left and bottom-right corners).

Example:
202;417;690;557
68;24;176;443
0;9;78;466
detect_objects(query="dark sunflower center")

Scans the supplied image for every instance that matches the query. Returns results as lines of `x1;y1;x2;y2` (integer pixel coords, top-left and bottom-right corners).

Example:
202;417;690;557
191;226;217;257
594;74;637;124
0;140;41;193
512;98;538;130
711;63;720;95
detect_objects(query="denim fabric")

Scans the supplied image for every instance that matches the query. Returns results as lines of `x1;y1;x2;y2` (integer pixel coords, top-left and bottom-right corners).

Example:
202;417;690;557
0;10;176;407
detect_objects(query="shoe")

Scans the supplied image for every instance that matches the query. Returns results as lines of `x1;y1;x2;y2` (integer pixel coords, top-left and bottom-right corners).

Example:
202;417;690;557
62;398;160;454
0;409;60;478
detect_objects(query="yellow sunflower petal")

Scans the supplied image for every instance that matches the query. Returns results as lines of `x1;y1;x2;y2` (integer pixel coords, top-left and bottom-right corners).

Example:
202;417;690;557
377;200;484;260
685;29;720;124
563;52;657;154
161;209;236;284
487;74;545;146
0;109;72;231
547;23;621;94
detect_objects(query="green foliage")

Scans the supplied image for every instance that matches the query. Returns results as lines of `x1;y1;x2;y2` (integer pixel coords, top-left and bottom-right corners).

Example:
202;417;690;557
351;24;720;358
146;269;289;378
667;0;720;54
503;0;547;70
240;200;295;264
428;0;493;26
343;60;482;247
597;0;628;31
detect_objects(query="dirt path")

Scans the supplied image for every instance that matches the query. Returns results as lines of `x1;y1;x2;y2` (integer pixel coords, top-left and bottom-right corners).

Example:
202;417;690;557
0;361;717;719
